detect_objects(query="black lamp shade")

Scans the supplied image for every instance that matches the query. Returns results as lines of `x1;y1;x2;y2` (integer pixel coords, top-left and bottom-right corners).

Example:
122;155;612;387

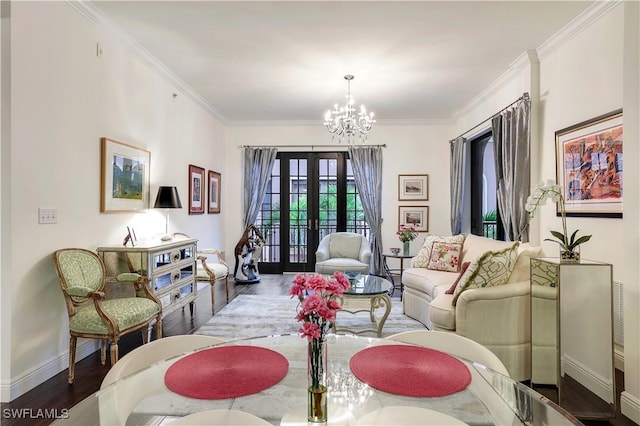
154;186;182;209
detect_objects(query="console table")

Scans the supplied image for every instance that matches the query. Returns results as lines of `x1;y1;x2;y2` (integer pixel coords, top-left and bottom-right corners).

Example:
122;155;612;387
530;257;615;420
97;236;198;316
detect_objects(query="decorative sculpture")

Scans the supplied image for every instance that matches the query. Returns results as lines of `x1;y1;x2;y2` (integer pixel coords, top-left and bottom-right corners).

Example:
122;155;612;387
233;224;265;284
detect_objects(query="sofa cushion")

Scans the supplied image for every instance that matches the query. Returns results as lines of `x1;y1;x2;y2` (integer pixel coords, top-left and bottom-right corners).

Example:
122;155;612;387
430;294;456;330
402;267;457;298
460;234;517;264
329;233;362;259
412;234;465;268
427;242;463;272
452;242;519;305
445;261;471;294
507;243;544;283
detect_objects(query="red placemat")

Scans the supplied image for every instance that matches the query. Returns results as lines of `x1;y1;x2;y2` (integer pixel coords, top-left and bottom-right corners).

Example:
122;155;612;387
164;346;289;399
349;345;471;397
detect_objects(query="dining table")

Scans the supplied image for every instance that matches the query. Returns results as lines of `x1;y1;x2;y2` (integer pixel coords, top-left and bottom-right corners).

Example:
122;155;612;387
52;333;581;425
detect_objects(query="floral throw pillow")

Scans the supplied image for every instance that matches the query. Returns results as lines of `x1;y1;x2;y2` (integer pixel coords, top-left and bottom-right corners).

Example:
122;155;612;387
445;262;471;295
452;242;520;306
411;234;465;268
427;242;463;272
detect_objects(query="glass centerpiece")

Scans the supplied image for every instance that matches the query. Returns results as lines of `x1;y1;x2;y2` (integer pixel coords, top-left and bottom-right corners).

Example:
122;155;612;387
290;272;350;424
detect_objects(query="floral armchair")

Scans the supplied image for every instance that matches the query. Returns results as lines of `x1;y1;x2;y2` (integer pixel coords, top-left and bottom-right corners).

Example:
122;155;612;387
53;248;162;384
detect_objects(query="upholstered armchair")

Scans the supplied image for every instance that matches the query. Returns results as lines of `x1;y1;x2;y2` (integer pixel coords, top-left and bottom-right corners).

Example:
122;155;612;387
53;248;162;384
315;232;371;275
195;248;230;314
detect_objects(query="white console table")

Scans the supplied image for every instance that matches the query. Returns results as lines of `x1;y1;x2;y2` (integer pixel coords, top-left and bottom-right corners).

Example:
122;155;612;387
97;236;198;316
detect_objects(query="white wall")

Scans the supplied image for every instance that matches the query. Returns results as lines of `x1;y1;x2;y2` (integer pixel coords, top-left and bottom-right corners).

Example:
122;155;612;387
1;2;226;401
621;1;640;423
454;2;639;422
224;122;453;259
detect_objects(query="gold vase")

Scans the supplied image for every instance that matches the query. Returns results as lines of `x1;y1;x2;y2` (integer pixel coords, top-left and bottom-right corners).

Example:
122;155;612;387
307;338;328;424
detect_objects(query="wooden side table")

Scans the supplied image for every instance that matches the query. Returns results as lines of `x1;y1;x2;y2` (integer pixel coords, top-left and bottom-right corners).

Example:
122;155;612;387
382;252;413;298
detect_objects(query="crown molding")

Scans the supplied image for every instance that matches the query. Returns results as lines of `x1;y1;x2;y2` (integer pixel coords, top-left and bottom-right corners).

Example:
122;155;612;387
453;1;621;120
228;118;453;127
537;0;623;61
66;0;228;124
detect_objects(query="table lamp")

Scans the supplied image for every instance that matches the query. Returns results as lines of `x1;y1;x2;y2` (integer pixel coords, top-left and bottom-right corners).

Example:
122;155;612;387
154;186;182;241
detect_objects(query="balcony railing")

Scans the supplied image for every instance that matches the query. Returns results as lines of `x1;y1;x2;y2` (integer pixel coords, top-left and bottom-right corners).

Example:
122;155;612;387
483;221;498;239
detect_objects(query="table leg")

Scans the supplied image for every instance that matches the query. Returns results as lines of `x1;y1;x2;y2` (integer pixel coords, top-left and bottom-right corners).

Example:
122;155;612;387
372;294;392;337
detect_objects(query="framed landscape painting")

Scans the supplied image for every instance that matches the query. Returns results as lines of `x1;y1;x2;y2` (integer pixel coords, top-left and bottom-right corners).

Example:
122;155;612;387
398;174;429;201
188;164;205;214
555;109;623;218
100;137;150;213
398;206;429;232
208;170;221;214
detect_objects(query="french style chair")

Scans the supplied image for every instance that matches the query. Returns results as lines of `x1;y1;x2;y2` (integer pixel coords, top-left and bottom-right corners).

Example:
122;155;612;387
53;248;163;384
315;232;371;275
195;248;230;314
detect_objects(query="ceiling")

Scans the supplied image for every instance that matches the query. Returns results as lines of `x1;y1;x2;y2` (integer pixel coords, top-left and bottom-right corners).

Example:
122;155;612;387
91;1;594;124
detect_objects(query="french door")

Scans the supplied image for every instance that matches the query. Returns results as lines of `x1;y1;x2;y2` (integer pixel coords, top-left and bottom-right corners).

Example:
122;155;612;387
256;152;368;274
469;131;505;240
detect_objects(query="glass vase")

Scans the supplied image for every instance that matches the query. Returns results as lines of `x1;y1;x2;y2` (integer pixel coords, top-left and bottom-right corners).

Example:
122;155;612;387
560;247;580;263
307;337;328;424
403;241;410;256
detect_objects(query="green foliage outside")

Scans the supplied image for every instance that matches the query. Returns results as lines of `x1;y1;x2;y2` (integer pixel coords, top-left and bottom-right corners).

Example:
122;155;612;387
261;184;365;228
483;209;497;239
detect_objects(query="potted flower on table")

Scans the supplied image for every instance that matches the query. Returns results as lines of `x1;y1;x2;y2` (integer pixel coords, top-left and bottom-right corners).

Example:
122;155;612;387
396;224;418;255
525;180;592;262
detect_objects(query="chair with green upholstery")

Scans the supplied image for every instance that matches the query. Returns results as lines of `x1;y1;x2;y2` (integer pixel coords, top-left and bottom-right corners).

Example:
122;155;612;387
53;248;163;384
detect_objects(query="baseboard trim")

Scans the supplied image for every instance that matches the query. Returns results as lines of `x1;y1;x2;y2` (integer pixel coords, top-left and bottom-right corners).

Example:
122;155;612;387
620;391;640;424
614;346;624;371
562;355;614;404
2;340;98;402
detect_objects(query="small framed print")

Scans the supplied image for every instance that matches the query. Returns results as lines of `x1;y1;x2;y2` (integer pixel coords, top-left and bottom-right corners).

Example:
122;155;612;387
398;206;429;232
100;138;150;212
399;174;429;201
208;170;221;214
188;164;205;214
555;109;623;218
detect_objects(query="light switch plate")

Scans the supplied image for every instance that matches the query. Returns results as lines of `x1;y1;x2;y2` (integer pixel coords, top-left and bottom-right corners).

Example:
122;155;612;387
38;208;57;224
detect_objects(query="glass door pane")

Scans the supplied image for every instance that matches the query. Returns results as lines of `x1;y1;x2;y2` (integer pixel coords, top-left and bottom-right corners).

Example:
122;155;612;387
288;158;309;267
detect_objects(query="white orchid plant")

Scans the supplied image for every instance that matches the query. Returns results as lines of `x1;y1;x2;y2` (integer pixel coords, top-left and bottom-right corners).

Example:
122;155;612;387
525;180;592;253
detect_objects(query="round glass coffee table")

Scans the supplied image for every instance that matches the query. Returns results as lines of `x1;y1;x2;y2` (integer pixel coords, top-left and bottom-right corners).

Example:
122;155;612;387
333;274;393;337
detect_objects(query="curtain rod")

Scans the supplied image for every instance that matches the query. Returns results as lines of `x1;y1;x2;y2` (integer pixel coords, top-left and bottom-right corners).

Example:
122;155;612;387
238;144;387;149
449;92;530;143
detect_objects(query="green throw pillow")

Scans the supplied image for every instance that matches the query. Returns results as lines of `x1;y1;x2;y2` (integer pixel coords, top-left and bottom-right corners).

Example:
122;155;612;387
452;242;519;306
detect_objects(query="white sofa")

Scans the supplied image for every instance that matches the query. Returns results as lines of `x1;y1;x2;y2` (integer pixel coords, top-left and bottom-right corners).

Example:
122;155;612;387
402;234;543;381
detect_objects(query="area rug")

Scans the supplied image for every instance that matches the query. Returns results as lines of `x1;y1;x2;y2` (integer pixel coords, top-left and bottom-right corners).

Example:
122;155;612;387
194;294;426;340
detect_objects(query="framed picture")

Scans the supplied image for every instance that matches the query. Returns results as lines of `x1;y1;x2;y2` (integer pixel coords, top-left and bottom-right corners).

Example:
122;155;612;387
208;170;221;214
398;206;429;232
398;174;429;201
188;164;205;214
555;109;623;218
100;138;150;212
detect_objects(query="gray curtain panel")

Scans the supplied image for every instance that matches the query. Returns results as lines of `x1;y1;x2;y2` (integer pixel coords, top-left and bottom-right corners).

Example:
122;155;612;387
242;147;278;228
348;145;383;276
492;98;531;242
450;137;466;235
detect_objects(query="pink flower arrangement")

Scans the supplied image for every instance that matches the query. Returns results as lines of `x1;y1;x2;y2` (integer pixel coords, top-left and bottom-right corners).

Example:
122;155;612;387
289;272;350;341
396;224;418;243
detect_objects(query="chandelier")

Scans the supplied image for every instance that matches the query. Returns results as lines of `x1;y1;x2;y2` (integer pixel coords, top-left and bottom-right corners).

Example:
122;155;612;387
324;75;376;143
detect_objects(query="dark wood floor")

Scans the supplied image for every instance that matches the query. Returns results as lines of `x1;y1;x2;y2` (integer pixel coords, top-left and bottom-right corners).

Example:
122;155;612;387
1;274;635;425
